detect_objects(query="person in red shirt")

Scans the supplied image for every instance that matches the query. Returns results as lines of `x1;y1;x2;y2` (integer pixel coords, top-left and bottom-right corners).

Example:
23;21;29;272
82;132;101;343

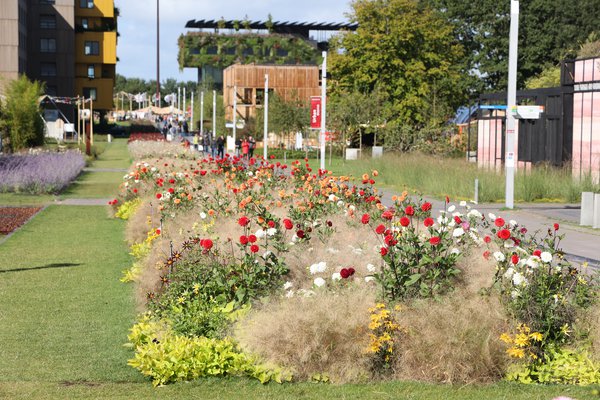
241;138;250;160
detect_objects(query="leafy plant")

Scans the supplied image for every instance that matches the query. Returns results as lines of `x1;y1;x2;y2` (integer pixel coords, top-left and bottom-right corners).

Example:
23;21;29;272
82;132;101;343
2;76;45;151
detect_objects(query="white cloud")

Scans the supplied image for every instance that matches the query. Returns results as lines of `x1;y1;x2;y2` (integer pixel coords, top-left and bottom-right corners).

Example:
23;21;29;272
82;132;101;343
115;0;351;81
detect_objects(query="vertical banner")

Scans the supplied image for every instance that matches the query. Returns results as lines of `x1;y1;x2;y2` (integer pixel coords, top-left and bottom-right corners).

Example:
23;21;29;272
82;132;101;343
310;96;321;129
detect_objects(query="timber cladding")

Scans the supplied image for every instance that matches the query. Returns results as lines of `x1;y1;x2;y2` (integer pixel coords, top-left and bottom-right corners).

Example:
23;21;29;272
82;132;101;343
223;64;321;121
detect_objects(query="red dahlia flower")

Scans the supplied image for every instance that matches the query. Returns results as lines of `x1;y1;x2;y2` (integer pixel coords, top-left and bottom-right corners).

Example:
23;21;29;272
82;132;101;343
494;218;505;227
240;235;248;245
423;217;434;227
421;202;432;212
405;206;414;216
380;247;388;256
511;254;519;264
283;219;293;230
250;244;259;253
400;217;410;227
429;236;441;246
361;214;370;224
340;268;350;279
248;234;257;243
238;216;250;227
497;229;511;240
375;224;386;234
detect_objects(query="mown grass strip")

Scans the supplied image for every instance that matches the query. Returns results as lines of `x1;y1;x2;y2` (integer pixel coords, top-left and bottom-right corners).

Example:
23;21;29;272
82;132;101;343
0;205;139;383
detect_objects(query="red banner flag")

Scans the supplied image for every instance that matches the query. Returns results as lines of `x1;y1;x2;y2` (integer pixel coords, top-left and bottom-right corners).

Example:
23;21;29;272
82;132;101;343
310;96;321;129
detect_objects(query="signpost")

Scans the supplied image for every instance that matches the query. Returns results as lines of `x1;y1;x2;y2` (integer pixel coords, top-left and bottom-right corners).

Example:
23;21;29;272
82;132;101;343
310;96;321;129
320;51;327;171
263;74;269;159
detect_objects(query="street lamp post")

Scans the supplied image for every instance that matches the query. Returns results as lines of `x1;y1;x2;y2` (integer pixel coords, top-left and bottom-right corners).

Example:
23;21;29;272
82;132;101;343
156;0;160;108
505;0;519;209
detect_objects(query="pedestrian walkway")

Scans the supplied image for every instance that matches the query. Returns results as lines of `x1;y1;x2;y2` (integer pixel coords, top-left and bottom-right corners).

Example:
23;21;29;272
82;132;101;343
380;190;600;265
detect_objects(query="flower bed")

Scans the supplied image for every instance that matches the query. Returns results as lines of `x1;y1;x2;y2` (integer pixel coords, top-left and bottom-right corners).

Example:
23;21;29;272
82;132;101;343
128;132;165;143
110;151;600;387
0;151;85;194
0;207;42;234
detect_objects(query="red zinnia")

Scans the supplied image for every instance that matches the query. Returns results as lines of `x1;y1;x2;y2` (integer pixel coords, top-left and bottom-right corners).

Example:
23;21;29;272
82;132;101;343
421;202;432;212
454;216;462;224
484;235;492;243
238;216;250;227
429;236;441;246
422;217;433;227
497;229;511;240
250;244;259;253
240;235;248;245
296;230;305;239
168;187;174;194
361;213;370;224
248;234;257;243
405;206;415;216
400;217;410;227
483;250;491;260
494;217;505;227
156;193;162;199
380;247;388;256
375;224;386;234
554;223;560;231
348;267;355;276
384;234;397;246
445;196;450;204
340;268;350;279
169;179;175;184
268;220;275;228
155;228;161;235
283;218;293;230
511;253;519;265
533;249;542;257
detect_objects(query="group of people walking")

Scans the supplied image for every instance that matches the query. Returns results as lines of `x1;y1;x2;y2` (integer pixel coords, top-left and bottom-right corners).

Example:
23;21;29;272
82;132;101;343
190;132;256;161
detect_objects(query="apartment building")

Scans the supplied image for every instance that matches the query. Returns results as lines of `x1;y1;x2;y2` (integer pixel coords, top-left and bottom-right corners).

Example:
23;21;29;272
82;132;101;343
0;0;117;111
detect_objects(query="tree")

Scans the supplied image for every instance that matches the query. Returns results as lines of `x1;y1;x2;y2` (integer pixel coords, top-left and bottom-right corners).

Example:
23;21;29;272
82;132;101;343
425;0;600;91
328;0;465;130
3;76;45;151
268;92;309;148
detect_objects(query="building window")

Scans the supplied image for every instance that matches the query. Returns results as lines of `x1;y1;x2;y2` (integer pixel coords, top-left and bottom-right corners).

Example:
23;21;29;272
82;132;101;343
80;0;94;8
40;14;56;29
40;38;56;53
87;65;95;78
84;41;99;55
39;0;55;4
81;18;89;29
46;86;58;96
83;87;97;100
41;63;57;77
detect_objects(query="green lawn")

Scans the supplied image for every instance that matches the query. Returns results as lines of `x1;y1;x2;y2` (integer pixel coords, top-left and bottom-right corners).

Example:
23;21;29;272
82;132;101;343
90;138;131;170
61;171;125;198
0;206;139;384
0;192;57;206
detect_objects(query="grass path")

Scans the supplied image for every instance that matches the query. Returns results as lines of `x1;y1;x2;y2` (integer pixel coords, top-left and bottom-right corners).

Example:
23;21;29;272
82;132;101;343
0;206;139;384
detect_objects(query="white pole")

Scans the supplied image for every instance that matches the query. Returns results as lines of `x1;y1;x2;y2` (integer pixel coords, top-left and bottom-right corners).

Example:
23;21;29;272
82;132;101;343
212;90;216;139
191;91;194;131
264;74;269;159
183;87;186;120
320;51;327;171
233;84;237;151
505;0;519;209
200;91;204;134
177;87;181;114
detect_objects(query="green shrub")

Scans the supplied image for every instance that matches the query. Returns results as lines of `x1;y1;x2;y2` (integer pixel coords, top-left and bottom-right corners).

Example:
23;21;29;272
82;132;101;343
127;316;291;386
2;76;45;151
507;347;600;385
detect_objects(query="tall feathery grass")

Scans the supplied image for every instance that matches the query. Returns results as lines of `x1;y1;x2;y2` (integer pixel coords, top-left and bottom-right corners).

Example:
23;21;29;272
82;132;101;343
329;153;600;203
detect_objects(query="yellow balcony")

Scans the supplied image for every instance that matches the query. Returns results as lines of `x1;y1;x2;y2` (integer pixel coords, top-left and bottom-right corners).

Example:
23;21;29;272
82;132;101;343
75;77;115;110
75;31;117;64
75;0;114;18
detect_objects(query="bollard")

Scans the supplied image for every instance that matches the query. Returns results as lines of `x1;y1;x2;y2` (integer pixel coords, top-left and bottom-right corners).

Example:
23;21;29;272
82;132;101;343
107;134;112;143
581;192;594;226
594;193;600;229
474;178;479;204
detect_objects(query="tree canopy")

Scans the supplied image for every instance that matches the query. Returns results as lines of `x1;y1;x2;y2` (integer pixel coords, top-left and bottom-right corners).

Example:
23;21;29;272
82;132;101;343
424;0;600;91
328;0;466;129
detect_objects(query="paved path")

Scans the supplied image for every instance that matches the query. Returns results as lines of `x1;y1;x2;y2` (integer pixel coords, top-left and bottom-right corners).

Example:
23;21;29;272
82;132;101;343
83;167;128;173
380;190;600;265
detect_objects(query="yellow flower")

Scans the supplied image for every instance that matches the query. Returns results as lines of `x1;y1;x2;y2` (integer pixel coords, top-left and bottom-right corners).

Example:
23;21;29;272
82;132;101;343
499;333;513;344
514;333;530;347
177;296;185;304
507;347;526;358
529;332;543;342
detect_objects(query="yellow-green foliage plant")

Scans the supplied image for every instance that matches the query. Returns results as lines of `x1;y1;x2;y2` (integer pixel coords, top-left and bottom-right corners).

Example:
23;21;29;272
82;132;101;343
115;198;142;220
127;316;292;386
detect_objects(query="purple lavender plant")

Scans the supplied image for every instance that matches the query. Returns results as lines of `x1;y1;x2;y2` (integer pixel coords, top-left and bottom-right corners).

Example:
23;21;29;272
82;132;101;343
0;150;86;194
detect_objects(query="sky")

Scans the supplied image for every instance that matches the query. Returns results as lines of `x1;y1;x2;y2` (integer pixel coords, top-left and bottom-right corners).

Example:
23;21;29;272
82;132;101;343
115;0;352;83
